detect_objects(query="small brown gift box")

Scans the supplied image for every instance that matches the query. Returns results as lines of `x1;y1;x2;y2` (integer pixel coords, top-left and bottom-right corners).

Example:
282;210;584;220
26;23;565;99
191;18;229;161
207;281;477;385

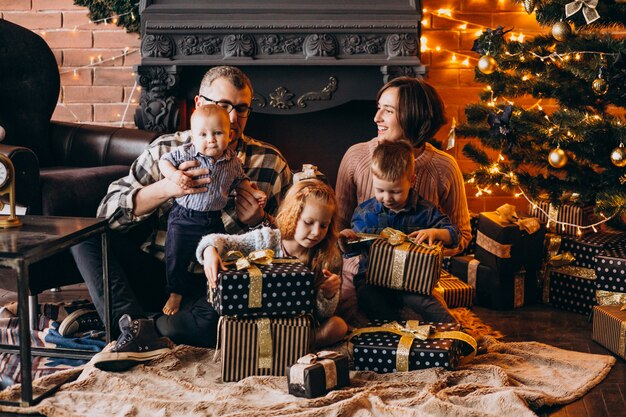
286;351;350;398
366;237;443;295
433;272;474;308
592;305;626;360
218;315;312;382
529;200;597;236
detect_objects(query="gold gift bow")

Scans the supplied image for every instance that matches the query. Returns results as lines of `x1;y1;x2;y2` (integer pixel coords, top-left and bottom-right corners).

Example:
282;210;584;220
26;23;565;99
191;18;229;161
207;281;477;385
495;203;541;234
289;350;341;389
349;320;477;372
596;290;626;308
565;0;600;24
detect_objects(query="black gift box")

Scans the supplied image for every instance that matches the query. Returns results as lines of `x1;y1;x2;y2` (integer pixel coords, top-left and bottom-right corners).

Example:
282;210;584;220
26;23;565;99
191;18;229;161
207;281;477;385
474;212;545;277
462;213;480;255
212;261;315;318
449;255;526;310
560;232;626;270
287;352;350;398
595;246;626;292
350;321;465;373
545;266;596;315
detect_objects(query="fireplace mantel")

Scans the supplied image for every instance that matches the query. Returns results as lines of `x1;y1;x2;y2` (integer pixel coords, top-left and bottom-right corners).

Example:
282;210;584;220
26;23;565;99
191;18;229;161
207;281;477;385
134;0;425;133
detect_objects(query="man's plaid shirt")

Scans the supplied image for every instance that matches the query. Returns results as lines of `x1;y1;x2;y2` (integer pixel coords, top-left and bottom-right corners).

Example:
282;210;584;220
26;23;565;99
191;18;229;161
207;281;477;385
97;130;292;261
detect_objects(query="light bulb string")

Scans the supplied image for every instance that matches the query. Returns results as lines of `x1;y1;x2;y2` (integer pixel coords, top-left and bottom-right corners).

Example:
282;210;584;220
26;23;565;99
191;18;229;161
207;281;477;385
38;3;139;34
59;48;139;75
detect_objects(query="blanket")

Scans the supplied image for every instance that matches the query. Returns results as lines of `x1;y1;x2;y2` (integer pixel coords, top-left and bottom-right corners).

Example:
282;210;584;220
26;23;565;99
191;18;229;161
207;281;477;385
0;335;615;416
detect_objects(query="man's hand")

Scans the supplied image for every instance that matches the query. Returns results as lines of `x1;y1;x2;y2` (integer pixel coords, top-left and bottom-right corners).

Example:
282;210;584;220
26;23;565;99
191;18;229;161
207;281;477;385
168;160;212;198
319;269;341;299
235;185;264;226
203;246;227;289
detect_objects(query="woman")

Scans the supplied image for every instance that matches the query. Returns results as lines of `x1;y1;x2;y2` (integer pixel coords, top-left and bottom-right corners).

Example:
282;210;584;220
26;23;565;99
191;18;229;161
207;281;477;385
335;77;472;321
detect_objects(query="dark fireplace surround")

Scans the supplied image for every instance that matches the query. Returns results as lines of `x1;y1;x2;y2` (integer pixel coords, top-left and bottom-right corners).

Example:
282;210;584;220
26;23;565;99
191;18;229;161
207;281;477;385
135;0;424;186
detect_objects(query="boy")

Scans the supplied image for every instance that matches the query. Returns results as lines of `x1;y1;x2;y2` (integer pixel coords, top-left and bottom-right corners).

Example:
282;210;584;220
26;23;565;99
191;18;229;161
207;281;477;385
159;104;266;315
339;140;459;323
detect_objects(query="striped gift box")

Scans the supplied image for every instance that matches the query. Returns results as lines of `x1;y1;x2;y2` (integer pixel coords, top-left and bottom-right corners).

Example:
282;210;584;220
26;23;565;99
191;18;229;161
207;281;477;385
366;239;443;294
529;201;596;236
592;305;626;360
435;275;474;308
219;315;312;382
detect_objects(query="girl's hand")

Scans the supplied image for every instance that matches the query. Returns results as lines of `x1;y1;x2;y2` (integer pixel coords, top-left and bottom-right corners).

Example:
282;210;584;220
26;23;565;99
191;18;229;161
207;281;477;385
408;228;440;246
319;269;341;299
203;246;227;289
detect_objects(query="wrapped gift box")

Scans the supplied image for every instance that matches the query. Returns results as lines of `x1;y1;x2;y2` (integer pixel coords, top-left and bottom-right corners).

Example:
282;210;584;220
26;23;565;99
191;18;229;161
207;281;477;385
434;273;474;308
287;351;350;398
212;260;315;318
559;232;626;270
544;265;596;315
366;239;443;295
595;246;626;292
529;200;597;236
449;255;525;310
592;305;626;360
474;211;545;277
462;213;480;255
350;321;475;373
219;315;312;382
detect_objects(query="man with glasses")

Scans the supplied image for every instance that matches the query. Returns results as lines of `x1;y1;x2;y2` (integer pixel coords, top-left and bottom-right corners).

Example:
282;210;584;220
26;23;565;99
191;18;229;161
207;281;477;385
71;66;291;371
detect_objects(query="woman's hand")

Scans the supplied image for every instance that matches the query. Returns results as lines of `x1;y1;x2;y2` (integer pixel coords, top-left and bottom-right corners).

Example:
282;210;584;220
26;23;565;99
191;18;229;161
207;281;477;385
319;269;341;299
203;246;227;289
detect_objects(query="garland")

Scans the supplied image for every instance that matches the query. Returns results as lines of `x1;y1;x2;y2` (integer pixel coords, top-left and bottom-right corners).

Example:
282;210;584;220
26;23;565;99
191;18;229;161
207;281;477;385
73;0;139;33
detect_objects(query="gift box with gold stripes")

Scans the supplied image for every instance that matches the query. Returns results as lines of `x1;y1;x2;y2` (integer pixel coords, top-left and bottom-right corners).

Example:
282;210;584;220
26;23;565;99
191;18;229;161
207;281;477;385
449;255;526;310
286;351;350;398
349;320;476;373
475;211;545;278
212;259;315;318
366;239;443;295
433;273;474;308
595;246;626;292
218;315;313;382
544;265;596;315
529;200;598;237
592;305;626;360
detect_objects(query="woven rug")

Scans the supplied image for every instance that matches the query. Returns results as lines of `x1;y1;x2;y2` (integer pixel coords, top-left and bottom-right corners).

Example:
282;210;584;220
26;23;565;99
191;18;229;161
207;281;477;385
0;308;614;417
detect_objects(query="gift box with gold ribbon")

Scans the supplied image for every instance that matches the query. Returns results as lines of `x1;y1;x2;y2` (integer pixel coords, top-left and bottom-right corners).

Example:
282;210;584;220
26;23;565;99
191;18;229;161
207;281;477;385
286;351;350;398
365;228;443;295
544;265;597;315
217;315;313;382
449;255;526;310
529;200;598;237
592;305;626;360
433;272;474;308
474;208;545;278
595;246;626;292
210;250;315;318
349;320;477;373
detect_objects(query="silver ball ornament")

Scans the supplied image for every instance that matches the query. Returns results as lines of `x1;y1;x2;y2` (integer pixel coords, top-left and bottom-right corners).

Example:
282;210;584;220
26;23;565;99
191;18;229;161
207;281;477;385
548;147;568;168
552;21;572;42
610;144;626;168
477;55;498;75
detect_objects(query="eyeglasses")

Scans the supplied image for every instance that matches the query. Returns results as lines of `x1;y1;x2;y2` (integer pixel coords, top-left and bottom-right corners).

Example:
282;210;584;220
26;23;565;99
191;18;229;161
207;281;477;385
199;95;252;118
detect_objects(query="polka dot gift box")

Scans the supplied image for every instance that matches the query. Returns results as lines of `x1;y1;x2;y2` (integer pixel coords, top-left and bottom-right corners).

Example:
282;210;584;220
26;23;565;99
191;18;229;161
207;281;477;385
349;320;476;373
595;246;626;293
559;232;626;270
211;258;315;318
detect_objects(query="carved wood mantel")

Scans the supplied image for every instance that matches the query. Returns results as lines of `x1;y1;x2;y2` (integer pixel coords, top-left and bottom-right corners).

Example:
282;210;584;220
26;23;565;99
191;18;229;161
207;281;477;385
135;0;425;132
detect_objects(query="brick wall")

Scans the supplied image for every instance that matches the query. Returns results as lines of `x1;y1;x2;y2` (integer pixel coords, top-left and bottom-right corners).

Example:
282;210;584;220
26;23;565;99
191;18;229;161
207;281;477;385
0;0;562;213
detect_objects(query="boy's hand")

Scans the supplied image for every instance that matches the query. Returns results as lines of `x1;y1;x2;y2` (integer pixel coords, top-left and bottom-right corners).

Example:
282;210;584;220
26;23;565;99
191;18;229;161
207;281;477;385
338;228;358;253
253;189;267;209
408;228;440;246
319;269;341;299
203;246;227;289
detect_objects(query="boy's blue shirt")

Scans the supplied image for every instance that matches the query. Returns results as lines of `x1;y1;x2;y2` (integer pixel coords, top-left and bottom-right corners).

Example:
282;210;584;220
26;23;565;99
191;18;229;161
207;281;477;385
347;190;460;272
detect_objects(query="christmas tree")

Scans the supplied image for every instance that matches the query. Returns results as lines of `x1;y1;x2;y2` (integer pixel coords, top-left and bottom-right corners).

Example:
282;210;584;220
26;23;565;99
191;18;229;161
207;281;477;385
456;0;626;230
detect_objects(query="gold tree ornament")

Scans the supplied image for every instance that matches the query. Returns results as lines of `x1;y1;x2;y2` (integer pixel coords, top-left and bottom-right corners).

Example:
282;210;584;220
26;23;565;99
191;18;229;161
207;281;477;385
592;77;609;95
611;143;626;168
548;147;568;168
552;21;572;42
524;0;536;14
478;55;498;74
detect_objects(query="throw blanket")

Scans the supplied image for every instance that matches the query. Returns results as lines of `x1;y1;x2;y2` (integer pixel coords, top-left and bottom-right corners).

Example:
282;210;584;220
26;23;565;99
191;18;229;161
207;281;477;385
0;336;615;417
